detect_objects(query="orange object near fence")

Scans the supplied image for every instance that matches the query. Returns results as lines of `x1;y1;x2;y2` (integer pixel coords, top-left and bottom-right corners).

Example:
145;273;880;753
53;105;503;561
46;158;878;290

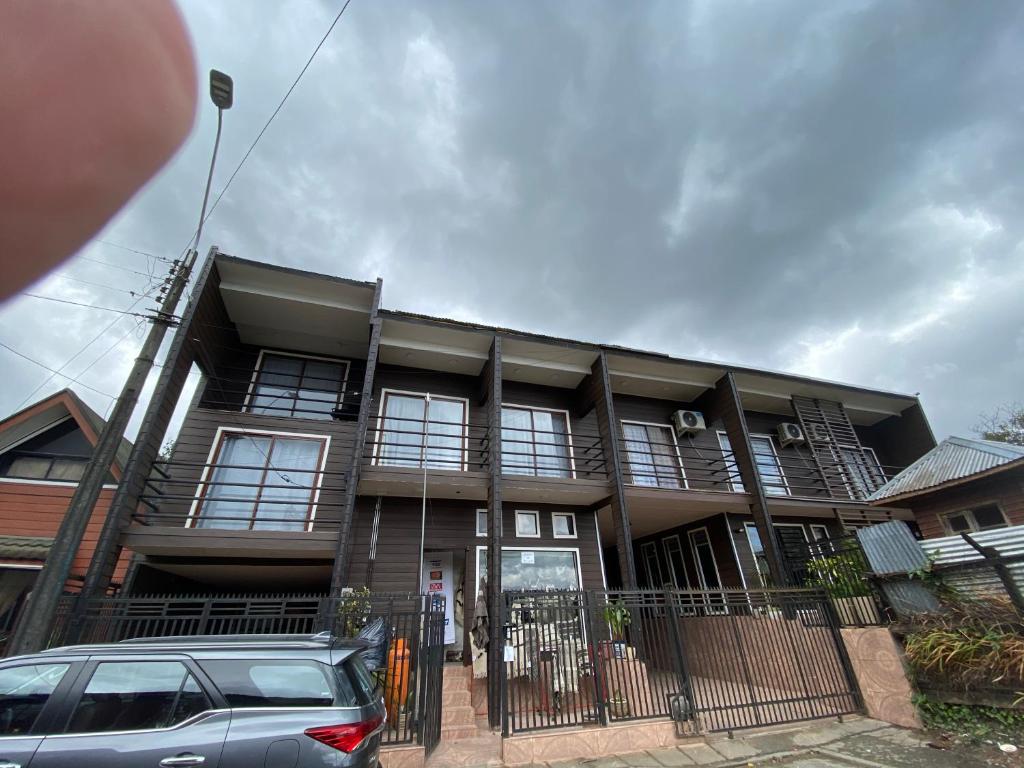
385;638;410;725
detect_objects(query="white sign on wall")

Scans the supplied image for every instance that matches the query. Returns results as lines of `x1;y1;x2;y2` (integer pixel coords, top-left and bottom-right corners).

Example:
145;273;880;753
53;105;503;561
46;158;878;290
423;552;455;645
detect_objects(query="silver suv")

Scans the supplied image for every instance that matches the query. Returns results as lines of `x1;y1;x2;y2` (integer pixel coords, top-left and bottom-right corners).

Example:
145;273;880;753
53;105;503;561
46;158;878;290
0;634;386;768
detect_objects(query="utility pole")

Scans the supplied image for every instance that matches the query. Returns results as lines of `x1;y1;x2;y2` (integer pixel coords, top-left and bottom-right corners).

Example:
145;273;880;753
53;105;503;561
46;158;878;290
8;70;234;655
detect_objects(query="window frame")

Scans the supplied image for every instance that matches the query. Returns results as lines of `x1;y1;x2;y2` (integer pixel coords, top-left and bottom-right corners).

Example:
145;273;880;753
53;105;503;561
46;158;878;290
500;403;576;479
474;545;582;594
476;508;488;538
373;389;470;471
749;434;789;495
186;427;331;532
0;659;81;738
639;541;664;588
810;524;830;542
243;349;351;420
715;431;746;493
551;512;577;540
688;526;723;590
620;420;688;490
662;534;691;589
514;510;541;539
940;502;1009;535
836;445;885;499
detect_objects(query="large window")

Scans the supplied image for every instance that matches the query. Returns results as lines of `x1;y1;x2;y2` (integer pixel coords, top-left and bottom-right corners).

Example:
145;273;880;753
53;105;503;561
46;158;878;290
477;547;581;592
750;435;788;495
501;405;573;478
192;430;327;531
67;661;210;734
376;391;467;470
1;453;88;482
621;422;685;489
247;351;349;420
640;541;664;588
663;535;690;588
941;504;1008;535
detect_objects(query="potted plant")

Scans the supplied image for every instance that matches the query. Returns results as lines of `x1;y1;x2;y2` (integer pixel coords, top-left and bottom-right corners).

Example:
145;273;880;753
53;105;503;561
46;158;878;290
603;599;632;659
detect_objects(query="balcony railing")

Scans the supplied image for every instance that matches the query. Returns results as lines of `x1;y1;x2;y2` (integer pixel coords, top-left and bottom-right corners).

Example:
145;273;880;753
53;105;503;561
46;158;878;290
618;434;743;492
363;413;490;472
760;451;897;502
502;423;607;481
135;457;347;531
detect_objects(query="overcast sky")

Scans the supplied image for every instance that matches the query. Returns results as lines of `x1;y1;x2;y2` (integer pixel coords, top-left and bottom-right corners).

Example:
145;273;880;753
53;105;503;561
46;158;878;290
2;0;1023;444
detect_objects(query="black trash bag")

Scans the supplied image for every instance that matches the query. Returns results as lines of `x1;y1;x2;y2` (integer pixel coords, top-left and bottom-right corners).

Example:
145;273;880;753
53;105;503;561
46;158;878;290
355;616;389;671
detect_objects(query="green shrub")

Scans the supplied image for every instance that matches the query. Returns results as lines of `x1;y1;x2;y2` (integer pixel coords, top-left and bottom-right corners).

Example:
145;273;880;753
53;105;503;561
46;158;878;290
914;694;1024;743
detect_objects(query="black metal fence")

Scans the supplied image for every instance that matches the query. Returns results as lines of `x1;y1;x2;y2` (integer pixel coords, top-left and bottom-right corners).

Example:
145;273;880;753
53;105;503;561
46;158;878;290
500;588;861;736
48;591;445;749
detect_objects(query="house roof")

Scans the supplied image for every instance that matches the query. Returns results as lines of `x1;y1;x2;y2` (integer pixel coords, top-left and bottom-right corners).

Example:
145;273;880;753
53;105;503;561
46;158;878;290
869;436;1024;504
0;389;133;476
0;535;53;561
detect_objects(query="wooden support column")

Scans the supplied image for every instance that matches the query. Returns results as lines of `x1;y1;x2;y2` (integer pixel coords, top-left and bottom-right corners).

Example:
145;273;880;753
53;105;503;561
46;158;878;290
709;372;789;586
79;248;219;602
332;279;383;594
580;352;637;589
483;336;504;728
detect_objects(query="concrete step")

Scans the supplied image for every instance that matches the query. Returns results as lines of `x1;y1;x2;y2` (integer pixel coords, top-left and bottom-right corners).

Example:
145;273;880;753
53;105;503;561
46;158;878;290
427;733;502;768
438;723;479;742
440;704;475;727
442;689;472;708
441;667;471;693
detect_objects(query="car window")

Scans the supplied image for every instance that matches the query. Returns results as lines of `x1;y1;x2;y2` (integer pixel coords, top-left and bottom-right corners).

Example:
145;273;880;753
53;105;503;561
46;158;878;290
199;659;358;708
0;663;70;735
66;661;210;734
343;655;377;703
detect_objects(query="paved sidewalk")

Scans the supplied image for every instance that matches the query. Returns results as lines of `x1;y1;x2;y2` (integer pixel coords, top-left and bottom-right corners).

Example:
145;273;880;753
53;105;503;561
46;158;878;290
541;718;999;768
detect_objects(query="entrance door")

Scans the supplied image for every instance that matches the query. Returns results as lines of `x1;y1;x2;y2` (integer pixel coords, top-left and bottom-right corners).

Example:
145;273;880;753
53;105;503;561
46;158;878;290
688;528;721;590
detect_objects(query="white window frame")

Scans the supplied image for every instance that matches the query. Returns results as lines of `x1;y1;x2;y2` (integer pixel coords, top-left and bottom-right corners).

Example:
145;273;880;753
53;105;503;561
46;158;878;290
476;508;488;537
688;526;723;590
500;403;577;479
185;426;331;532
515;510;541;538
373;389;470;471
640;541;664;587
715;431;746;493
620;420;688;489
810;524;830;542
835;445;884;498
243;349;351;419
662;534;691;589
749;434;789;495
551;511;577;539
743;522;768;587
475;545;583;593
940;503;1009;535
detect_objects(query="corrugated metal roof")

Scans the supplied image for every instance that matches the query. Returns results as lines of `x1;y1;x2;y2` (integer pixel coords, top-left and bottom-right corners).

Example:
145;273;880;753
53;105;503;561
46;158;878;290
0;535;52;561
868;436;1024;502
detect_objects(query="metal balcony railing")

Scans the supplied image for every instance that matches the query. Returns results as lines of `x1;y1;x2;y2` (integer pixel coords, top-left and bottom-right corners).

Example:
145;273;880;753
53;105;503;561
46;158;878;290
759;451;898;501
363;413;490;472
135;457;347;532
618;434;743;492
501;423;608;481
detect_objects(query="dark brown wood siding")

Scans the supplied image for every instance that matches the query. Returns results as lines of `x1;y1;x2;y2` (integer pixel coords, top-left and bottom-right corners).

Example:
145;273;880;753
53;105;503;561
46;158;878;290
907;468;1024;539
632;513;743;589
347;497;604;593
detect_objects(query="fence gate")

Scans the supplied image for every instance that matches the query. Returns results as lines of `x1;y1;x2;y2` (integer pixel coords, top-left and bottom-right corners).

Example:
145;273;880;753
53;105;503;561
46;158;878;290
417;599;446;757
675;589;861;733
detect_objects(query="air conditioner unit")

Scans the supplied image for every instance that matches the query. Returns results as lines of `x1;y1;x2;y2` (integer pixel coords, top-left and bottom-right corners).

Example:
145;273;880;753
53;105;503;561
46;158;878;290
777;422;805;447
671;410;706;437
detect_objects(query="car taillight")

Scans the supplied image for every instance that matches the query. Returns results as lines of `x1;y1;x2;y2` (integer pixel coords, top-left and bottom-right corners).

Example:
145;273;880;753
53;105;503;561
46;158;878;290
305;714;384;752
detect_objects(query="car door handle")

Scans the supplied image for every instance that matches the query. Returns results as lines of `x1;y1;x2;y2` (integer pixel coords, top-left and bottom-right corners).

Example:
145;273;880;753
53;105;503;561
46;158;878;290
159;756;205;767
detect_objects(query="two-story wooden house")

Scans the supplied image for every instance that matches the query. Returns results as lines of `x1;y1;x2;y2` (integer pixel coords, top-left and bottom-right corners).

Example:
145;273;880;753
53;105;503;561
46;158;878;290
69;250;935;663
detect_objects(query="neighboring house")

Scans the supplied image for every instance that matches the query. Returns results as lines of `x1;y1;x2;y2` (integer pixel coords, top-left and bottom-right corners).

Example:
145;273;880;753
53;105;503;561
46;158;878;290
869;436;1024;539
62;250;936;662
0;390;133;647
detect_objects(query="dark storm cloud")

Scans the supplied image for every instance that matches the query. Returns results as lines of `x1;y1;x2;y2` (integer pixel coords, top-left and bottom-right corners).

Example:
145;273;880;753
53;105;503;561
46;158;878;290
2;0;1022;440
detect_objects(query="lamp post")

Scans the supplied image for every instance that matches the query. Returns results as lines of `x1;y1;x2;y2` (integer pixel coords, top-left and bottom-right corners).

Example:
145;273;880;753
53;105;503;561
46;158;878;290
9;70;234;655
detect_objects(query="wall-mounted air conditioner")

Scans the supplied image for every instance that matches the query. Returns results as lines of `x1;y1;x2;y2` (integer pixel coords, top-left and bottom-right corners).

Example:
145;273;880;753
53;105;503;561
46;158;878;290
777;422;805;447
672;410;706;437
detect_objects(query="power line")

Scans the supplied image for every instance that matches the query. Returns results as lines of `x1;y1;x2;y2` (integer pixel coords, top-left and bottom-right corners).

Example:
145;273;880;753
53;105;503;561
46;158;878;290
21;292;154;319
181;0;355;248
50;272;153;297
0;341;116;400
76;254;165;279
96;240;172;263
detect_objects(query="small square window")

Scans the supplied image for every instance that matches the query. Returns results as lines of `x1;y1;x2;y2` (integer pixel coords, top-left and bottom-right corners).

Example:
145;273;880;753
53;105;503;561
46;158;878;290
552;512;576;539
476;509;488;537
515;510;540;538
943;512;973;534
